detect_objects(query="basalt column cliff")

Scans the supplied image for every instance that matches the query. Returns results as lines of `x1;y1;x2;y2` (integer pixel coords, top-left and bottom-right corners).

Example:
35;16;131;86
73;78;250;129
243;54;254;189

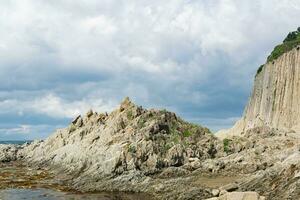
218;28;300;138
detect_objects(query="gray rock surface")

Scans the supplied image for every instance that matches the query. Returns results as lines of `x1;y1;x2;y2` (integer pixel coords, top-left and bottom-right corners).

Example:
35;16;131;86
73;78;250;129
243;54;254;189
206;191;265;200
217;45;300;138
4;100;296;199
3;38;300;200
0;145;21;162
17;97;223;199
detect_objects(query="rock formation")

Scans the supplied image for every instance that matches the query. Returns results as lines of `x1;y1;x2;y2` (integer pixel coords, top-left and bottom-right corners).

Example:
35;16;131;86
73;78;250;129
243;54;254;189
210;29;300;200
18;97;227;199
0;145;21;162
14;97;299;199
2;29;300;200
22;97;221;174
218;31;300;138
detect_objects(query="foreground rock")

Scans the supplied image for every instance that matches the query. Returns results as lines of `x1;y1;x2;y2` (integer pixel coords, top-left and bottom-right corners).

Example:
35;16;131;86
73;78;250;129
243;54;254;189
2;101;299;199
2;100;295;199
4;30;300;200
206;191;265;200
17;97;228;199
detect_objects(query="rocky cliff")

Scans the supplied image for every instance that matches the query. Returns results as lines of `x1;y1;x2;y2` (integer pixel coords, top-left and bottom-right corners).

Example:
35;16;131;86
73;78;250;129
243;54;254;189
3;30;300;200
218;31;300;138
18;97;229;199
3;100;300;199
22;97;221;174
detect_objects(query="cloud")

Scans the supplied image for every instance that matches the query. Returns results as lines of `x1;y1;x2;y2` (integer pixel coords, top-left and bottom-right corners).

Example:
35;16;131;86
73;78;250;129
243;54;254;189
0;0;300;139
0;125;31;135
0;124;64;140
0;93;115;119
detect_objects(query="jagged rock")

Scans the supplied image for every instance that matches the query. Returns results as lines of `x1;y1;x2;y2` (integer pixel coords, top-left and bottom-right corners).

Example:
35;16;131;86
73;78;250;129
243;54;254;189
72;115;83;127
0;145;20;162
19;98;219;199
4;31;300;199
86;110;93;118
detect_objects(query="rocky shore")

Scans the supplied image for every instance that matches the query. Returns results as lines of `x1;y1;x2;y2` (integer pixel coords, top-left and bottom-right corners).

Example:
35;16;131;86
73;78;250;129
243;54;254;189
3;33;300;199
2;97;299;199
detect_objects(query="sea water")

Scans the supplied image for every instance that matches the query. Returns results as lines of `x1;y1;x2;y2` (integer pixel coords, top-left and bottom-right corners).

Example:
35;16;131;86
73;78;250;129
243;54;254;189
0;140;32;145
0;188;149;200
0;142;152;200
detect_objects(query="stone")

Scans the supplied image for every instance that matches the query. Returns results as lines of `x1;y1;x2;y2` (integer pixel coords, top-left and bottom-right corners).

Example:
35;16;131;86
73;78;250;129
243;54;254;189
0;145;20;162
17;98;219;200
218;192;260;200
211;189;220;196
86;109;93;118
219;183;238;192
219;190;227;196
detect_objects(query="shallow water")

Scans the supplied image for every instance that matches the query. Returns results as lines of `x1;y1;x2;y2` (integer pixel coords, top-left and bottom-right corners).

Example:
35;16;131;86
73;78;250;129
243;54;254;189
0;163;152;200
0;188;148;200
0;140;32;145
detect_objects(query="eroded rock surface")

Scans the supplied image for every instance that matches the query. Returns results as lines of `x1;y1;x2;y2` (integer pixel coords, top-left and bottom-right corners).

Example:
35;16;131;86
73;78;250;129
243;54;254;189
15;97;226;199
1;100;300;199
0;145;21;162
3;34;300;199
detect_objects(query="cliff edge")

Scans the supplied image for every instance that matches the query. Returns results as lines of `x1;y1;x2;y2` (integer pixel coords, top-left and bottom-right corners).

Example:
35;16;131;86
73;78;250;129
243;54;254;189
218;28;300;138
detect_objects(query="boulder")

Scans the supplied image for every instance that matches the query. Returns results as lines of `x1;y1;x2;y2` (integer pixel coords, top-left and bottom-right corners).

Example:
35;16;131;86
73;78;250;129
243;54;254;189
207;192;264;200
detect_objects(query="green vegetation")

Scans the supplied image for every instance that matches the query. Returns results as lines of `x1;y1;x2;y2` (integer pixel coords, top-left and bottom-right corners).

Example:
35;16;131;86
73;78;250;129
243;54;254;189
137;118;146;129
256;65;264;76
127;110;133;120
223;138;231;153
69;124;76;133
183;130;192;137
163;143;172;152
160;109;168;114
170;129;180;144
256;28;300;76
267;28;300;63
128;144;136;154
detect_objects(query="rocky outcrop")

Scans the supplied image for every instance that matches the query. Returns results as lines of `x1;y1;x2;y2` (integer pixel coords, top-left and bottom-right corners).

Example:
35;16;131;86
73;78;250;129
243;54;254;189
218;44;300;138
2;98;299;199
212;126;300;199
6;97;296;199
210;29;300;200
17;97;225;199
0;145;21;162
5;30;300;199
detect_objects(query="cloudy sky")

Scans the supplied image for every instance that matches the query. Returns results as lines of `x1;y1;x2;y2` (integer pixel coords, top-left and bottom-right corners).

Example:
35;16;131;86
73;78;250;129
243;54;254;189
1;0;300;140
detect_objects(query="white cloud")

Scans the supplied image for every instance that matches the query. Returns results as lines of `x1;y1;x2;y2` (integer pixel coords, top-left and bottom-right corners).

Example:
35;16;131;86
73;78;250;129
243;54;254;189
31;94;116;118
0;0;300;139
0;94;116;119
0;125;31;135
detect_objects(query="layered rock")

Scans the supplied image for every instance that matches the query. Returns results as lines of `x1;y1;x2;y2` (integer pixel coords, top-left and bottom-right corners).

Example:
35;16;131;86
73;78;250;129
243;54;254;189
218;44;300;138
19;97;223;198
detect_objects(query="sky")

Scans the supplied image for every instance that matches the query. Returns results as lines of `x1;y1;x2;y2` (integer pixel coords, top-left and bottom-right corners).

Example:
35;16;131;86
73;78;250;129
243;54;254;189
1;0;300;140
